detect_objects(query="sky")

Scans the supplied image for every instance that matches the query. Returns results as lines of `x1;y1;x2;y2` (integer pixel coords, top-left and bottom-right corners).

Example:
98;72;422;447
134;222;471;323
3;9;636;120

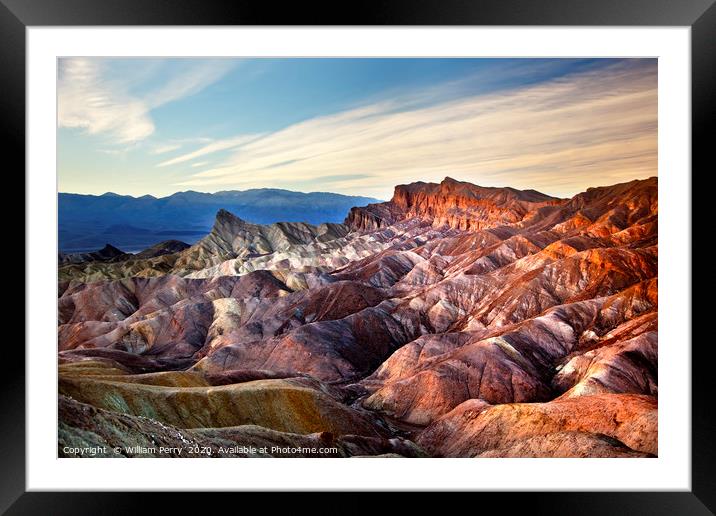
58;58;657;200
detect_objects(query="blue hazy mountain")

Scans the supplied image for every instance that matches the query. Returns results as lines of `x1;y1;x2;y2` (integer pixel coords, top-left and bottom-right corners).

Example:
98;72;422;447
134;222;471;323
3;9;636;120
59;189;381;253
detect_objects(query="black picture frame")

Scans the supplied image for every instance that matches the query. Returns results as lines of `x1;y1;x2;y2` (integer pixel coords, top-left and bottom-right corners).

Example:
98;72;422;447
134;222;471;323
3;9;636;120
3;0;710;512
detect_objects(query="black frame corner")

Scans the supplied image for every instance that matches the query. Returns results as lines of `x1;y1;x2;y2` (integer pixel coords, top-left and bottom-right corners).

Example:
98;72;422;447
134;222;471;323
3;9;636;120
4;0;712;513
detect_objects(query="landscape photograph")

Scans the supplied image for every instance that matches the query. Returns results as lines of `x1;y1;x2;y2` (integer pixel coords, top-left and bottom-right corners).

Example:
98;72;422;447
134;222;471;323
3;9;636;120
57;57;658;458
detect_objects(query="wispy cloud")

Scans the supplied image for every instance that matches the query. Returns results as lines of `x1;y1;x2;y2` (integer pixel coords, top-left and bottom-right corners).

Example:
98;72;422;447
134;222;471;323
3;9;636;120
143;60;235;109
98;148;130;156
58;59;154;144
58;58;235;144
150;143;182;155
190;161;210;168
175;61;657;198
157;134;262;167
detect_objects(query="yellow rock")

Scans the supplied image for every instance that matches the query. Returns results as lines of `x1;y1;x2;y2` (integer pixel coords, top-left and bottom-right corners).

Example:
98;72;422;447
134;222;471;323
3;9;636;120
58;375;377;436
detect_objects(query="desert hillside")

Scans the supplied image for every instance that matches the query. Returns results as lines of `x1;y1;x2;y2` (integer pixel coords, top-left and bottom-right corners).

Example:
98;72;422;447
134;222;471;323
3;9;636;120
58;176;658;458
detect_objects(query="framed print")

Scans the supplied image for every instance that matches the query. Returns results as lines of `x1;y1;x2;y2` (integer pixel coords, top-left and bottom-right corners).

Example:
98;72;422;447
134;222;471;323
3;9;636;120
3;0;712;511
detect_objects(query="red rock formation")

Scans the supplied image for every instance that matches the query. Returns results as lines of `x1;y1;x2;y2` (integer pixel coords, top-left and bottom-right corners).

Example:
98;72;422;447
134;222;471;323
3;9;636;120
346;176;562;231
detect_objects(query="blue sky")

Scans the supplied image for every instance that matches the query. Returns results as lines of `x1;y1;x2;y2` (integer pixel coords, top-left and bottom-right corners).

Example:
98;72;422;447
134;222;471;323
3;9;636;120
58;58;657;200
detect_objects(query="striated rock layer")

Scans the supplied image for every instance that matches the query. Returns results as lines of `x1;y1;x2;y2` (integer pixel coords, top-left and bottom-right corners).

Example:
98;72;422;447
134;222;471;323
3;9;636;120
58;176;658;458
346;177;561;231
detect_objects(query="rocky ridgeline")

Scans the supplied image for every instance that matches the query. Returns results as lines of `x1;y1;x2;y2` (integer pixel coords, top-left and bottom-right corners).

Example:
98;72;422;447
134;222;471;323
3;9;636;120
345;177;562;231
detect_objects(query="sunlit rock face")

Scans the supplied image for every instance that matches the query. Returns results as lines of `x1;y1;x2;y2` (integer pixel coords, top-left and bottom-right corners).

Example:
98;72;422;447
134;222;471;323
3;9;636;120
346;177;562;232
416;393;657;458
58;176;658;457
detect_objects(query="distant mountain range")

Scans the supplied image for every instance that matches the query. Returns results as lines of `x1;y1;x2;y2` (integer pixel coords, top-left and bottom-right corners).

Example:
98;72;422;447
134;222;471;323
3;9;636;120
58;189;381;253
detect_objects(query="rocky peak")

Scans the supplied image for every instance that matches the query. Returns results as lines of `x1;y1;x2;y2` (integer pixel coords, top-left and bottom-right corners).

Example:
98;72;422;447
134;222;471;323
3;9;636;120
98;243;125;257
210;209;248;244
214;208;246;227
58;243;128;265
